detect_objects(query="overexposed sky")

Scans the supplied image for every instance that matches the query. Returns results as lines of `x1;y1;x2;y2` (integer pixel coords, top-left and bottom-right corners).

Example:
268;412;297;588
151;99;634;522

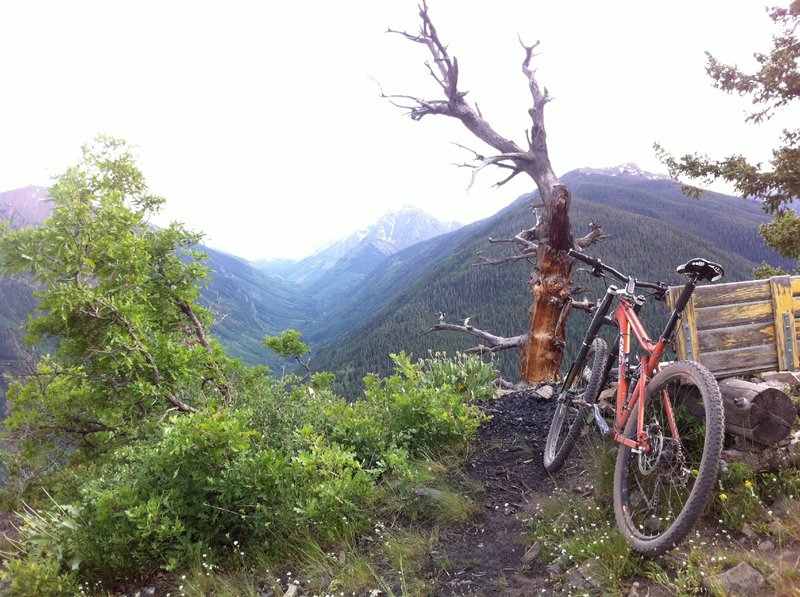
0;1;793;260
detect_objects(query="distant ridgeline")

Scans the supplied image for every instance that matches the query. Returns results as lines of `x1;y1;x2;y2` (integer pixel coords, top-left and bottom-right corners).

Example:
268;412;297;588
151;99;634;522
0;167;793;406
311;167;793;396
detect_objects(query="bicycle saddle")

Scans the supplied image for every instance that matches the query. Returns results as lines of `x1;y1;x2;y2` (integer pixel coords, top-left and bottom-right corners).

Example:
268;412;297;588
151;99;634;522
677;258;724;282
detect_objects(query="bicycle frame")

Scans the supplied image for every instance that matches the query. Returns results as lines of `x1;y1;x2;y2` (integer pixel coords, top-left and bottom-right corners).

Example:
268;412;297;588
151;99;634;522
562;276;698;453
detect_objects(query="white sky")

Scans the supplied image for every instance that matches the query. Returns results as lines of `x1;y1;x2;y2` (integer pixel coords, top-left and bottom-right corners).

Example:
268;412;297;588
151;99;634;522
0;1;794;260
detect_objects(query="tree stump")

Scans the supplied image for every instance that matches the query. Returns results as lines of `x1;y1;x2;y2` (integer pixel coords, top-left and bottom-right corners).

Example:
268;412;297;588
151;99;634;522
677;378;796;445
717;379;797;445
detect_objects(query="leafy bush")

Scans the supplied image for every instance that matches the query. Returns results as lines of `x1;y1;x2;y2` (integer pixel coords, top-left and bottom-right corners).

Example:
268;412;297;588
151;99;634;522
2;352;489;588
419;350;497;401
0;555;79;597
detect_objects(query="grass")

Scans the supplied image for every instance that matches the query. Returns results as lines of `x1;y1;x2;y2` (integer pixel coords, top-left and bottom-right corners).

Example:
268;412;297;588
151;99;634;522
525;397;800;596
163;384;798;597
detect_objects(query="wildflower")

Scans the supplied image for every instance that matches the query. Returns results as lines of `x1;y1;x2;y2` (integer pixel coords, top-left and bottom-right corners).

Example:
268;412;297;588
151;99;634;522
719;493;728;501
744;480;753;489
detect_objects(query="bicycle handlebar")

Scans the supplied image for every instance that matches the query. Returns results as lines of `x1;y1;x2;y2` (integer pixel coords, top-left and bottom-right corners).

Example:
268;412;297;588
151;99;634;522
568;249;668;296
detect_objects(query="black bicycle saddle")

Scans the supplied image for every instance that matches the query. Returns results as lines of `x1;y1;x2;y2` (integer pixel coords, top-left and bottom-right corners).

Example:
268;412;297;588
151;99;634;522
677;258;724;282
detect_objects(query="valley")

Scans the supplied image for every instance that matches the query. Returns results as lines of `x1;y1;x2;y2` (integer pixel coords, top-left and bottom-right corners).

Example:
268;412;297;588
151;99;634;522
0;165;792;401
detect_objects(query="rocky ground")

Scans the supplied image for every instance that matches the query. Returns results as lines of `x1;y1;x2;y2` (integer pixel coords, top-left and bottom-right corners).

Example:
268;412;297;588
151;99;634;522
429;389;555;596
426;388;800;596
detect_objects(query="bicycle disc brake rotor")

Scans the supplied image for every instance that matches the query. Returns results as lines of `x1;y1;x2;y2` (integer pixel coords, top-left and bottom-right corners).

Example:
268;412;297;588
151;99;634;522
638;421;664;476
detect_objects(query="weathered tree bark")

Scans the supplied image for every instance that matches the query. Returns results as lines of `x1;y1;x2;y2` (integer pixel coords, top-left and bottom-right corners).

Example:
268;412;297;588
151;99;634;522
388;2;606;384
717;379;797;445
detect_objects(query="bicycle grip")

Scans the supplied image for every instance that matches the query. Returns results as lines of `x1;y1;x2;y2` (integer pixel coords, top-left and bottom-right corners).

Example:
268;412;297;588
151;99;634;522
568;249;600;267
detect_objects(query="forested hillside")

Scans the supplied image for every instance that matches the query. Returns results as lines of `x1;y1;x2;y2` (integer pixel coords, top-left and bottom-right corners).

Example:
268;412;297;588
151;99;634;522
1;171;789;397
314;170;788;395
0;187;318;377
199;247;316;368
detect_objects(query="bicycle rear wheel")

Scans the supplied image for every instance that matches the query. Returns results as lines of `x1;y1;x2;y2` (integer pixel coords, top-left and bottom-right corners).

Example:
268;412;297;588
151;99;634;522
613;360;724;556
544;337;608;474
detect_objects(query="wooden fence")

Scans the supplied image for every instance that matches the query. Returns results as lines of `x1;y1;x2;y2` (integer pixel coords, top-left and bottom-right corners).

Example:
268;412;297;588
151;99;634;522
667;275;800;379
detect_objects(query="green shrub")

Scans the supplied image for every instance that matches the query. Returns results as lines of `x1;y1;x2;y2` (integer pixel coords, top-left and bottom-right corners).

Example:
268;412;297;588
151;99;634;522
419;350;497;401
362;352;486;456
1;554;79;597
2;353;487;588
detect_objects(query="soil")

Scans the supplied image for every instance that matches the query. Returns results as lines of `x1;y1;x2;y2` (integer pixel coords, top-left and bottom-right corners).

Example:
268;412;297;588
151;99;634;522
429;388;562;596
427;387;800;596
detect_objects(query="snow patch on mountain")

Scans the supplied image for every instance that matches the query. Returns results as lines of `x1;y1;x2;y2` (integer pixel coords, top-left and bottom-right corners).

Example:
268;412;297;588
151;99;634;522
278;206;461;284
571;163;672;181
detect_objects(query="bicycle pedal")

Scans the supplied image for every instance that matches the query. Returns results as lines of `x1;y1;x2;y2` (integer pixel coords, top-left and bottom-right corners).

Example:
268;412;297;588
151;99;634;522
592;404;610;435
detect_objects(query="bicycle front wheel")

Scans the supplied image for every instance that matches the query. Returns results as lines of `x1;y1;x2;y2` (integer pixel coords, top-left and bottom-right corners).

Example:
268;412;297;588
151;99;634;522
544;337;608;474
613;360;724;556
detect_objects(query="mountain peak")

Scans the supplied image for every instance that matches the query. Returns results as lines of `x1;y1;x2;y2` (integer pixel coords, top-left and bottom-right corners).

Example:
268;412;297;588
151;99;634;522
366;207;460;248
569;163;672;181
0;185;53;226
279;207;462;284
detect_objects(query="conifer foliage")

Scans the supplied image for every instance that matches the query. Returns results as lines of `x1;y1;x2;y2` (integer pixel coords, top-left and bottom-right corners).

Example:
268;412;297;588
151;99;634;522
657;2;800;271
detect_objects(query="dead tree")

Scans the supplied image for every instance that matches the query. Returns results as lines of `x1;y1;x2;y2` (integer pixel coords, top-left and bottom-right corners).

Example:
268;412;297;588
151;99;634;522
388;2;607;383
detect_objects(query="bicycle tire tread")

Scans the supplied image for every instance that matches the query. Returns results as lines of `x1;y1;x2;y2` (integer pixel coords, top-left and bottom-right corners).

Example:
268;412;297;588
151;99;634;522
613;360;724;556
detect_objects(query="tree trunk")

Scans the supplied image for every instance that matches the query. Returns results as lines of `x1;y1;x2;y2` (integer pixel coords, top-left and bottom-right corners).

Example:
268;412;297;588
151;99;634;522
389;4;608;385
523;246;572;383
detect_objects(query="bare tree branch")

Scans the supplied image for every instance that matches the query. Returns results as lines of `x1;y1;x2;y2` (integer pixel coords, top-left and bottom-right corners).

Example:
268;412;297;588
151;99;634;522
493;167;525;188
570;298;597;312
422;316;526;354
575;222;610;248
475;252;536;266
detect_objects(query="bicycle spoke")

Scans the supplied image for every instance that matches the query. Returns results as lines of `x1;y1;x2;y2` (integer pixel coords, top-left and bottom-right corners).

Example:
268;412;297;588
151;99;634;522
614;361;723;555
543;338;608;473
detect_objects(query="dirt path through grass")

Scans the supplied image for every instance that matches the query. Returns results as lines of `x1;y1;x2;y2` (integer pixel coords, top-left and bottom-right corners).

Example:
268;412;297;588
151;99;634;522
431;389;558;595
429;388;800;596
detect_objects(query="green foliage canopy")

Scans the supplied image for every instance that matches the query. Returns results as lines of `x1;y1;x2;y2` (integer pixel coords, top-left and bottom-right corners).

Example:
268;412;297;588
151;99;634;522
656;4;800;272
0;136;231;466
263;328;309;359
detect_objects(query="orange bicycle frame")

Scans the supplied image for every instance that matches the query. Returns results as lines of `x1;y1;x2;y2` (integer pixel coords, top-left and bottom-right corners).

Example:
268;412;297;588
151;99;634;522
608;295;672;451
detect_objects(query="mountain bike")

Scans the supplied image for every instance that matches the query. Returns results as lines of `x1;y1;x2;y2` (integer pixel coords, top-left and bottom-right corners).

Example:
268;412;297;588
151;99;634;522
543;249;726;556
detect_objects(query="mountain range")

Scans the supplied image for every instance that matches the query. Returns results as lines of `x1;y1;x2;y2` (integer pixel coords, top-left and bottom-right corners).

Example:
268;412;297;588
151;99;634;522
0;164;791;399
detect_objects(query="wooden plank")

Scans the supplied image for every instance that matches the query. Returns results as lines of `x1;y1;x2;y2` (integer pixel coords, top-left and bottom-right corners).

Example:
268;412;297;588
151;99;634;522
694;301;774;331
697;321;776;353
699;344;779;379
771;275;799;371
792;276;800;295
691;278;771;309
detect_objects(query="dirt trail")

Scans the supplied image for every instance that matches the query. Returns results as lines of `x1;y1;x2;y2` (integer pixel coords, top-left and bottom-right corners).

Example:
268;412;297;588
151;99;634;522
428;389;800;596
431;389;558;595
